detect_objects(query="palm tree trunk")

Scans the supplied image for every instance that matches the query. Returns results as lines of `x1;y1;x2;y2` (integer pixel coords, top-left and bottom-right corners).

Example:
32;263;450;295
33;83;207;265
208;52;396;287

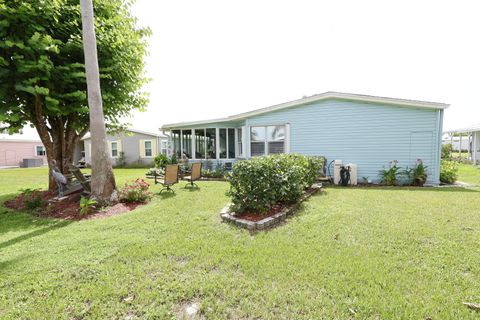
80;0;117;202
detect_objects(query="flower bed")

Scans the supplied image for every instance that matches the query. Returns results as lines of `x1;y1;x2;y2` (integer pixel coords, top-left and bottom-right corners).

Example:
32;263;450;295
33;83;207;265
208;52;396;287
221;183;323;231
222;154;325;230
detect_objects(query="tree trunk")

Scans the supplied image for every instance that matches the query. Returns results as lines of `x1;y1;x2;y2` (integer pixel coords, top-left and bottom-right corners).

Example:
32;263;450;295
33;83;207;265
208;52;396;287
80;0;117;203
32;96;88;191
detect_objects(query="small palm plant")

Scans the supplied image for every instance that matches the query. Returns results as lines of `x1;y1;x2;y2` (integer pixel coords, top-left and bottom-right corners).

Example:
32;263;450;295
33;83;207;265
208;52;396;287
406;159;428;186
79;197;97;216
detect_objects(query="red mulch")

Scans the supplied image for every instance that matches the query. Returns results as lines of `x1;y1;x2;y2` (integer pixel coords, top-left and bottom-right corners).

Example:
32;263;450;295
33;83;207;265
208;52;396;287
236;204;287;222
3;190;143;221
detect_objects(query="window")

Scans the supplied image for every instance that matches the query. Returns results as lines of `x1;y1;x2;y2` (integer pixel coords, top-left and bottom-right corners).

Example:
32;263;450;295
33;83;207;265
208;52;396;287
228;128;235;159
267;125;285;154
237;128;243;157
172;130;181;158
181;130;192;159
206;128;216;159
36;146;46;156
219;128;236;159
160;141;168;155
250;126;266;156
111;142;118;157
219;129;227;158
195;129;205;159
250;125;286;156
144;140;152;157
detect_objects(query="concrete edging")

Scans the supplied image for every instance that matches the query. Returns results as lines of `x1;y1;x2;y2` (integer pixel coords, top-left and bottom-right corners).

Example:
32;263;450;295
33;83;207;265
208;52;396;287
220;183;323;231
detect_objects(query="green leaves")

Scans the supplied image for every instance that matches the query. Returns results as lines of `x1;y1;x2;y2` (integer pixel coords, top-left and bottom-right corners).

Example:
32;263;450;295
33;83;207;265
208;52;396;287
0;0;149;133
226;154;325;214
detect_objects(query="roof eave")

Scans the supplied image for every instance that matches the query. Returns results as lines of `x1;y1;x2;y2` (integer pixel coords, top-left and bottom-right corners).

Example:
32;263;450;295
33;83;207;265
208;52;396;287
160;91;449;129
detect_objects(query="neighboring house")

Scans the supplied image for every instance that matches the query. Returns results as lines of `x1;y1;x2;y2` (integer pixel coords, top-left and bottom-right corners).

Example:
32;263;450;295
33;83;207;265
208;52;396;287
442;135;472;152
444;124;480;164
161;91;448;185
0;138;46;167
78;129;168;166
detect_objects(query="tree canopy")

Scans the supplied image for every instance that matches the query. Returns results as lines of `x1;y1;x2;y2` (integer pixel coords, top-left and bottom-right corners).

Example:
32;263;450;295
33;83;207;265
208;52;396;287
0;0;150;186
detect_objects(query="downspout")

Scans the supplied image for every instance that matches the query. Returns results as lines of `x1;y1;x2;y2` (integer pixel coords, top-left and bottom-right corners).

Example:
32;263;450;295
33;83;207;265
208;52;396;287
436;109;444;185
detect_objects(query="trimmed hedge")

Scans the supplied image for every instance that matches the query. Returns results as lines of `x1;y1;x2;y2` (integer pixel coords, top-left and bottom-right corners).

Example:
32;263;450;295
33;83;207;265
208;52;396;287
226;154;325;214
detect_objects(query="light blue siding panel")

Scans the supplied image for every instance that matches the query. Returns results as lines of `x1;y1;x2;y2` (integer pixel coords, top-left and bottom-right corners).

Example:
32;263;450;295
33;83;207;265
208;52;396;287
246;99;441;184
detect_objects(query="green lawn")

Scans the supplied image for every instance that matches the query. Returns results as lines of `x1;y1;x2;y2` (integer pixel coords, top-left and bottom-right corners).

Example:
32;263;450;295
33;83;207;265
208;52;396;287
458;163;480;186
1;167;480;319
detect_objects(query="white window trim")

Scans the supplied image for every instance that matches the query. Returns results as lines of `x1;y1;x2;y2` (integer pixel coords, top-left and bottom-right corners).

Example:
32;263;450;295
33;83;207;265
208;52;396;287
143;139;153;158
248;124;289;158
110;141;119;158
34;145;46;157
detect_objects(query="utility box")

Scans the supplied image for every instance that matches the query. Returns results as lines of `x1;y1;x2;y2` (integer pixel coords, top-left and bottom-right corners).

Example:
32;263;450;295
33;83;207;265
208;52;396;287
333;160;342;185
346;163;358;185
22;158;43;168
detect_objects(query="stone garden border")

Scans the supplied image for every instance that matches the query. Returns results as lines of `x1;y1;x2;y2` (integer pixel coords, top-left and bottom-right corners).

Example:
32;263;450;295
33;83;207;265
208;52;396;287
220;183;323;231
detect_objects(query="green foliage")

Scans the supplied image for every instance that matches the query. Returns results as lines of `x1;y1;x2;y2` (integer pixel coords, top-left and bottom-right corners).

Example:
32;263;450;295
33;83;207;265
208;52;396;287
379;160;401;186
20;188;44;209
0;0;150;134
404;159;428;186
441;144;453;160
115;151;127;168
79;197;97;216
440;160;459;184
119;178;152;203
154;154;170;168
202;162;226;178
226;154;325;214
2;167;480;318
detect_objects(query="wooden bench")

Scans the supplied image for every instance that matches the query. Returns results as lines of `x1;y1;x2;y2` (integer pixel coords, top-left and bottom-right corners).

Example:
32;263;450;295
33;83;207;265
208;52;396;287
69;166;91;194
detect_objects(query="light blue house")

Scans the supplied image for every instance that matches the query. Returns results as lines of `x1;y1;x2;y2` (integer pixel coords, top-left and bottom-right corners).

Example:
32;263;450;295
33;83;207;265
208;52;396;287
161;92;448;184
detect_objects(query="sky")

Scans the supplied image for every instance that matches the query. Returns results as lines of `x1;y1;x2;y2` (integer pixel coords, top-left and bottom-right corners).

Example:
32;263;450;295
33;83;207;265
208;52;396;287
3;0;479;140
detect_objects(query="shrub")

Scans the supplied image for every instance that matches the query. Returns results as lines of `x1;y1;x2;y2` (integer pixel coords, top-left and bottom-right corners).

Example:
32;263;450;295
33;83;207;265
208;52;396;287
202;162;226;178
154;154;170;168
226;154;325;214
440;160;458;184
115;151;127;168
379;160;401;186
79;197;97;216
20;188;45;210
441;144;453;159
119;179;152;203
404;159;428;186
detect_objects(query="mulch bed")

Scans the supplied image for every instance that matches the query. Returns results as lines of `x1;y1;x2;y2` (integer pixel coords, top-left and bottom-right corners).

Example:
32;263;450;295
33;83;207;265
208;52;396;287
235;204;287;222
221;185;323;231
3;190;143;221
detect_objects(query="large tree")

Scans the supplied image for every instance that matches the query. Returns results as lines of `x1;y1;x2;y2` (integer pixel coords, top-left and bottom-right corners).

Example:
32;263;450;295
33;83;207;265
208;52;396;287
0;0;149;189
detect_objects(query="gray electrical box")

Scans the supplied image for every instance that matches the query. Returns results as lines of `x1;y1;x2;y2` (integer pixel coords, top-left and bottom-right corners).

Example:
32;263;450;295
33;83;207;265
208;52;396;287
22;158;43;168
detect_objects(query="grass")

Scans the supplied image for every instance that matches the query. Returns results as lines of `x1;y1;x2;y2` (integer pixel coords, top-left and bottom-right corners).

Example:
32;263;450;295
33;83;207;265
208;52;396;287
0;167;480;318
457;163;480;186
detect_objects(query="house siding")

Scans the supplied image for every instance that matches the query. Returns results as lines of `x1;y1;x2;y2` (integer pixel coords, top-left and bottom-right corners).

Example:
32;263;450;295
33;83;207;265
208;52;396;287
84;133;163;166
245;99;442;184
0;141;46;167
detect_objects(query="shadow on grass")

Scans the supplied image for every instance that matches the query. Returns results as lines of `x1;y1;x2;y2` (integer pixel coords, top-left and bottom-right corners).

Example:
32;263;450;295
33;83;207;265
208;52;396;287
157;192;176;200
0;254;34;272
0;220;72;250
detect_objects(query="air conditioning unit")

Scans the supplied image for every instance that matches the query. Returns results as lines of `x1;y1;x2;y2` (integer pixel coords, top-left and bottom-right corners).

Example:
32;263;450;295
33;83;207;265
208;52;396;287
333;160;342;184
346;163;358;185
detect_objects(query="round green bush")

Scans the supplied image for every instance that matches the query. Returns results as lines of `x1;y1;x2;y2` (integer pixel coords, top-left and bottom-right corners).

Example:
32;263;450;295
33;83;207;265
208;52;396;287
226;154;325;214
